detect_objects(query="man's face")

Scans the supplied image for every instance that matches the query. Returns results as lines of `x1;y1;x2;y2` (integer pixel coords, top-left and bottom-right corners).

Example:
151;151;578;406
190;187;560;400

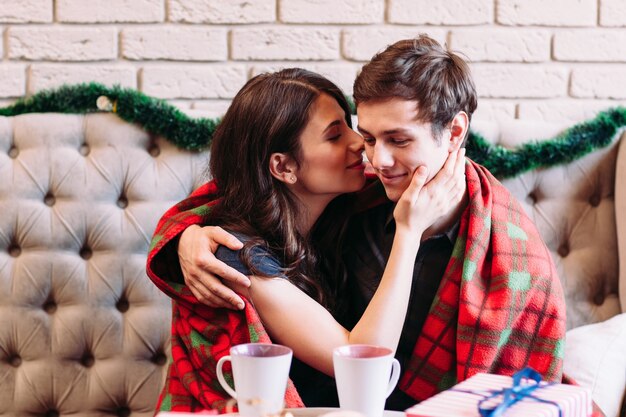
356;98;451;202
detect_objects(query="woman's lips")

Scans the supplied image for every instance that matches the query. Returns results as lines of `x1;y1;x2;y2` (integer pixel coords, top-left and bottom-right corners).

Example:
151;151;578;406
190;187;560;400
347;159;365;169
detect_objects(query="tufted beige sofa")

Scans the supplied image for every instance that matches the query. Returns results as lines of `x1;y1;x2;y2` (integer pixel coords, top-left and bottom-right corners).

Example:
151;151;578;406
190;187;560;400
0;113;207;417
0;112;625;417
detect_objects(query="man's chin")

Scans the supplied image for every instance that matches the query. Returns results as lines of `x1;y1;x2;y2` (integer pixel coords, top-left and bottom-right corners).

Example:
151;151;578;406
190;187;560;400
382;187;402;203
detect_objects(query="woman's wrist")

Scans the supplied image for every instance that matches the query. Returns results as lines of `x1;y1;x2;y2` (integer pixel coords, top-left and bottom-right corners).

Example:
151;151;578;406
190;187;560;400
392;228;423;253
394;222;427;238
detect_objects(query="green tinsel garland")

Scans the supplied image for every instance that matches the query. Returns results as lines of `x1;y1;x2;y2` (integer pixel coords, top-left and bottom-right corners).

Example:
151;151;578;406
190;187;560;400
0;83;219;151
1;83;625;179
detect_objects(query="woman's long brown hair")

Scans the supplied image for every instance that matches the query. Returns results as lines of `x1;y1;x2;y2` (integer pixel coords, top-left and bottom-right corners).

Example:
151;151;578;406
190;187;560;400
209;68;354;313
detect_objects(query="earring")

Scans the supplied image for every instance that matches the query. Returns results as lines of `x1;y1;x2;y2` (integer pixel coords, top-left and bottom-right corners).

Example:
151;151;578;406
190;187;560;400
290;175;297;183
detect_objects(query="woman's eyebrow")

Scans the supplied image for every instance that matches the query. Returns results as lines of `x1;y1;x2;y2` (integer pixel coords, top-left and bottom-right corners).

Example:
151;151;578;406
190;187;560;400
323;120;341;132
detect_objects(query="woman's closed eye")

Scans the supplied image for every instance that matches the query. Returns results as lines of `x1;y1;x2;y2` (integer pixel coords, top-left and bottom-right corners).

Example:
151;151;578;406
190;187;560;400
327;124;350;142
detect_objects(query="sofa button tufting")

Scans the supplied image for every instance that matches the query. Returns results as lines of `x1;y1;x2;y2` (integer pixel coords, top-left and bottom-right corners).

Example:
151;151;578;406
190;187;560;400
152;352;167;366
8;146;19;158
8;244;21;257
45;410;59;417
116;298;129;313
81;353;95;368
79;144;90;156
526;192;538;205
43;300;57;314
9;355;22;367
557;244;569;257
117;407;131;417
80;247;92;260
589;194;601;207
148;145;161;158
44;193;56;206
117;196;128;209
593;292;605;306
148;145;160;157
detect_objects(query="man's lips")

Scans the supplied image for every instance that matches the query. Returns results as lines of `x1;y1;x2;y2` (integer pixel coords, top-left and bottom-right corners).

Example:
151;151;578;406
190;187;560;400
378;172;407;184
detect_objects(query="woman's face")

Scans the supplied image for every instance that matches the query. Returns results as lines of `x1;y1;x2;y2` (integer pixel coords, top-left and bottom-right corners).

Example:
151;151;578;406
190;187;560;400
292;93;366;200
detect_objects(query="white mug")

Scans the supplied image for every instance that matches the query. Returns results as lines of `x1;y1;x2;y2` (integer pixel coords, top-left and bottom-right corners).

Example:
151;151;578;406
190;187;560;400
216;343;293;417
333;345;401;417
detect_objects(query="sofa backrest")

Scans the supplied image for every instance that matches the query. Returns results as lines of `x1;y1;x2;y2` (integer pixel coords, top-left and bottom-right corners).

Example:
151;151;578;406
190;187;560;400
473;119;626;329
0;113;206;417
0;113;624;416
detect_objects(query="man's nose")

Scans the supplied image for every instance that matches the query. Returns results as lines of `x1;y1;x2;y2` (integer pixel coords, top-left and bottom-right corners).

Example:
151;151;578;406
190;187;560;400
370;143;393;169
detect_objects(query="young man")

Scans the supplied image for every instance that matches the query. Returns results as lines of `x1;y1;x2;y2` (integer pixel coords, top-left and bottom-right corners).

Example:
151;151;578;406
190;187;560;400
147;35;566;410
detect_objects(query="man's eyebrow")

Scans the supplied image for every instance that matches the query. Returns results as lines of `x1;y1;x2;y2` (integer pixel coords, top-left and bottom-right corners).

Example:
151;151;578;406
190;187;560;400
323;120;341;132
382;128;414;135
357;126;414;136
356;125;370;135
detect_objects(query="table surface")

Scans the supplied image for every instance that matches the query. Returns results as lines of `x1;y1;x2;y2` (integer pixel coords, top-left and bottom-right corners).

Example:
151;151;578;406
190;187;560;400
158;405;605;417
157;408;405;417
285;408;404;417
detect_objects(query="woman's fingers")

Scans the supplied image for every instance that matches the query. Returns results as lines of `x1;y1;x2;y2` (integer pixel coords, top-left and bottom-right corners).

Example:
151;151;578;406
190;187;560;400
404;165;429;203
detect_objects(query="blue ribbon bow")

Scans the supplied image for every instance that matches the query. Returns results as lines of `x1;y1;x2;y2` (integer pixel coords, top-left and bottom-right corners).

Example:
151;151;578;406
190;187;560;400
453;367;563;417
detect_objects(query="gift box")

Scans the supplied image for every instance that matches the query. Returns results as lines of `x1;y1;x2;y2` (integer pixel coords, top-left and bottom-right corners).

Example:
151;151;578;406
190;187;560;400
405;368;592;417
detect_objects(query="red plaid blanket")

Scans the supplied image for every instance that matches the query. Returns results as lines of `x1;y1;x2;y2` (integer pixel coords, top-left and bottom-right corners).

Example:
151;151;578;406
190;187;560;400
154;295;304;412
147;182;303;412
398;160;565;400
146;160;566;412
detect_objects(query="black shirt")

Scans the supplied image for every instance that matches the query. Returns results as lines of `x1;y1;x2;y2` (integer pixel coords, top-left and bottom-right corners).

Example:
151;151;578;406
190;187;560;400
343;200;459;411
215;232;340;408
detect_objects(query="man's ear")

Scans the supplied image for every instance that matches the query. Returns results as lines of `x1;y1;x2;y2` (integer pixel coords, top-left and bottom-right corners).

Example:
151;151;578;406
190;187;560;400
269;153;298;184
448;111;469;152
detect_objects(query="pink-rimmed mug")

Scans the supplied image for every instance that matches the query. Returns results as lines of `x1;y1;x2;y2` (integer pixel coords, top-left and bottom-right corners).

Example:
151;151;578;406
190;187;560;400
333;344;401;417
216;343;293;417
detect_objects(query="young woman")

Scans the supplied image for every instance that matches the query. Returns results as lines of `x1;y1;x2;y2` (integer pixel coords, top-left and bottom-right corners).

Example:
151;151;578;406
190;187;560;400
148;68;465;410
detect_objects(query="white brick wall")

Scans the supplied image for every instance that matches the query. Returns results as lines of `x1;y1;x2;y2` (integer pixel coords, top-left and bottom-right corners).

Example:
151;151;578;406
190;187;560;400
497;0;597;26
600;0;626;26
0;0;52;23
0;64;26;97
280;0;384;24
122;27;227;61
8;27;117;61
250;63;359;94
571;67;626;99
168;0;275;24
388;0;493;25
141;64;247;98
342;28;447;61
232;28;340;60
56;0;165;23
472;64;568;98
554;30;626;61
0;0;625;123
29;64;137;93
473;100;517;121
518;100;626;122
450;29;550;62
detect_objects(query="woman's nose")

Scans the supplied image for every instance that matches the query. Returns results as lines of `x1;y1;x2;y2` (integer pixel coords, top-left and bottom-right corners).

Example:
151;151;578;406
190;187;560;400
348;129;364;152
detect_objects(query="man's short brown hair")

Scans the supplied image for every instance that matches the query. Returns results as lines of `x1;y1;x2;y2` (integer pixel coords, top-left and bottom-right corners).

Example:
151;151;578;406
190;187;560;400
353;34;478;141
